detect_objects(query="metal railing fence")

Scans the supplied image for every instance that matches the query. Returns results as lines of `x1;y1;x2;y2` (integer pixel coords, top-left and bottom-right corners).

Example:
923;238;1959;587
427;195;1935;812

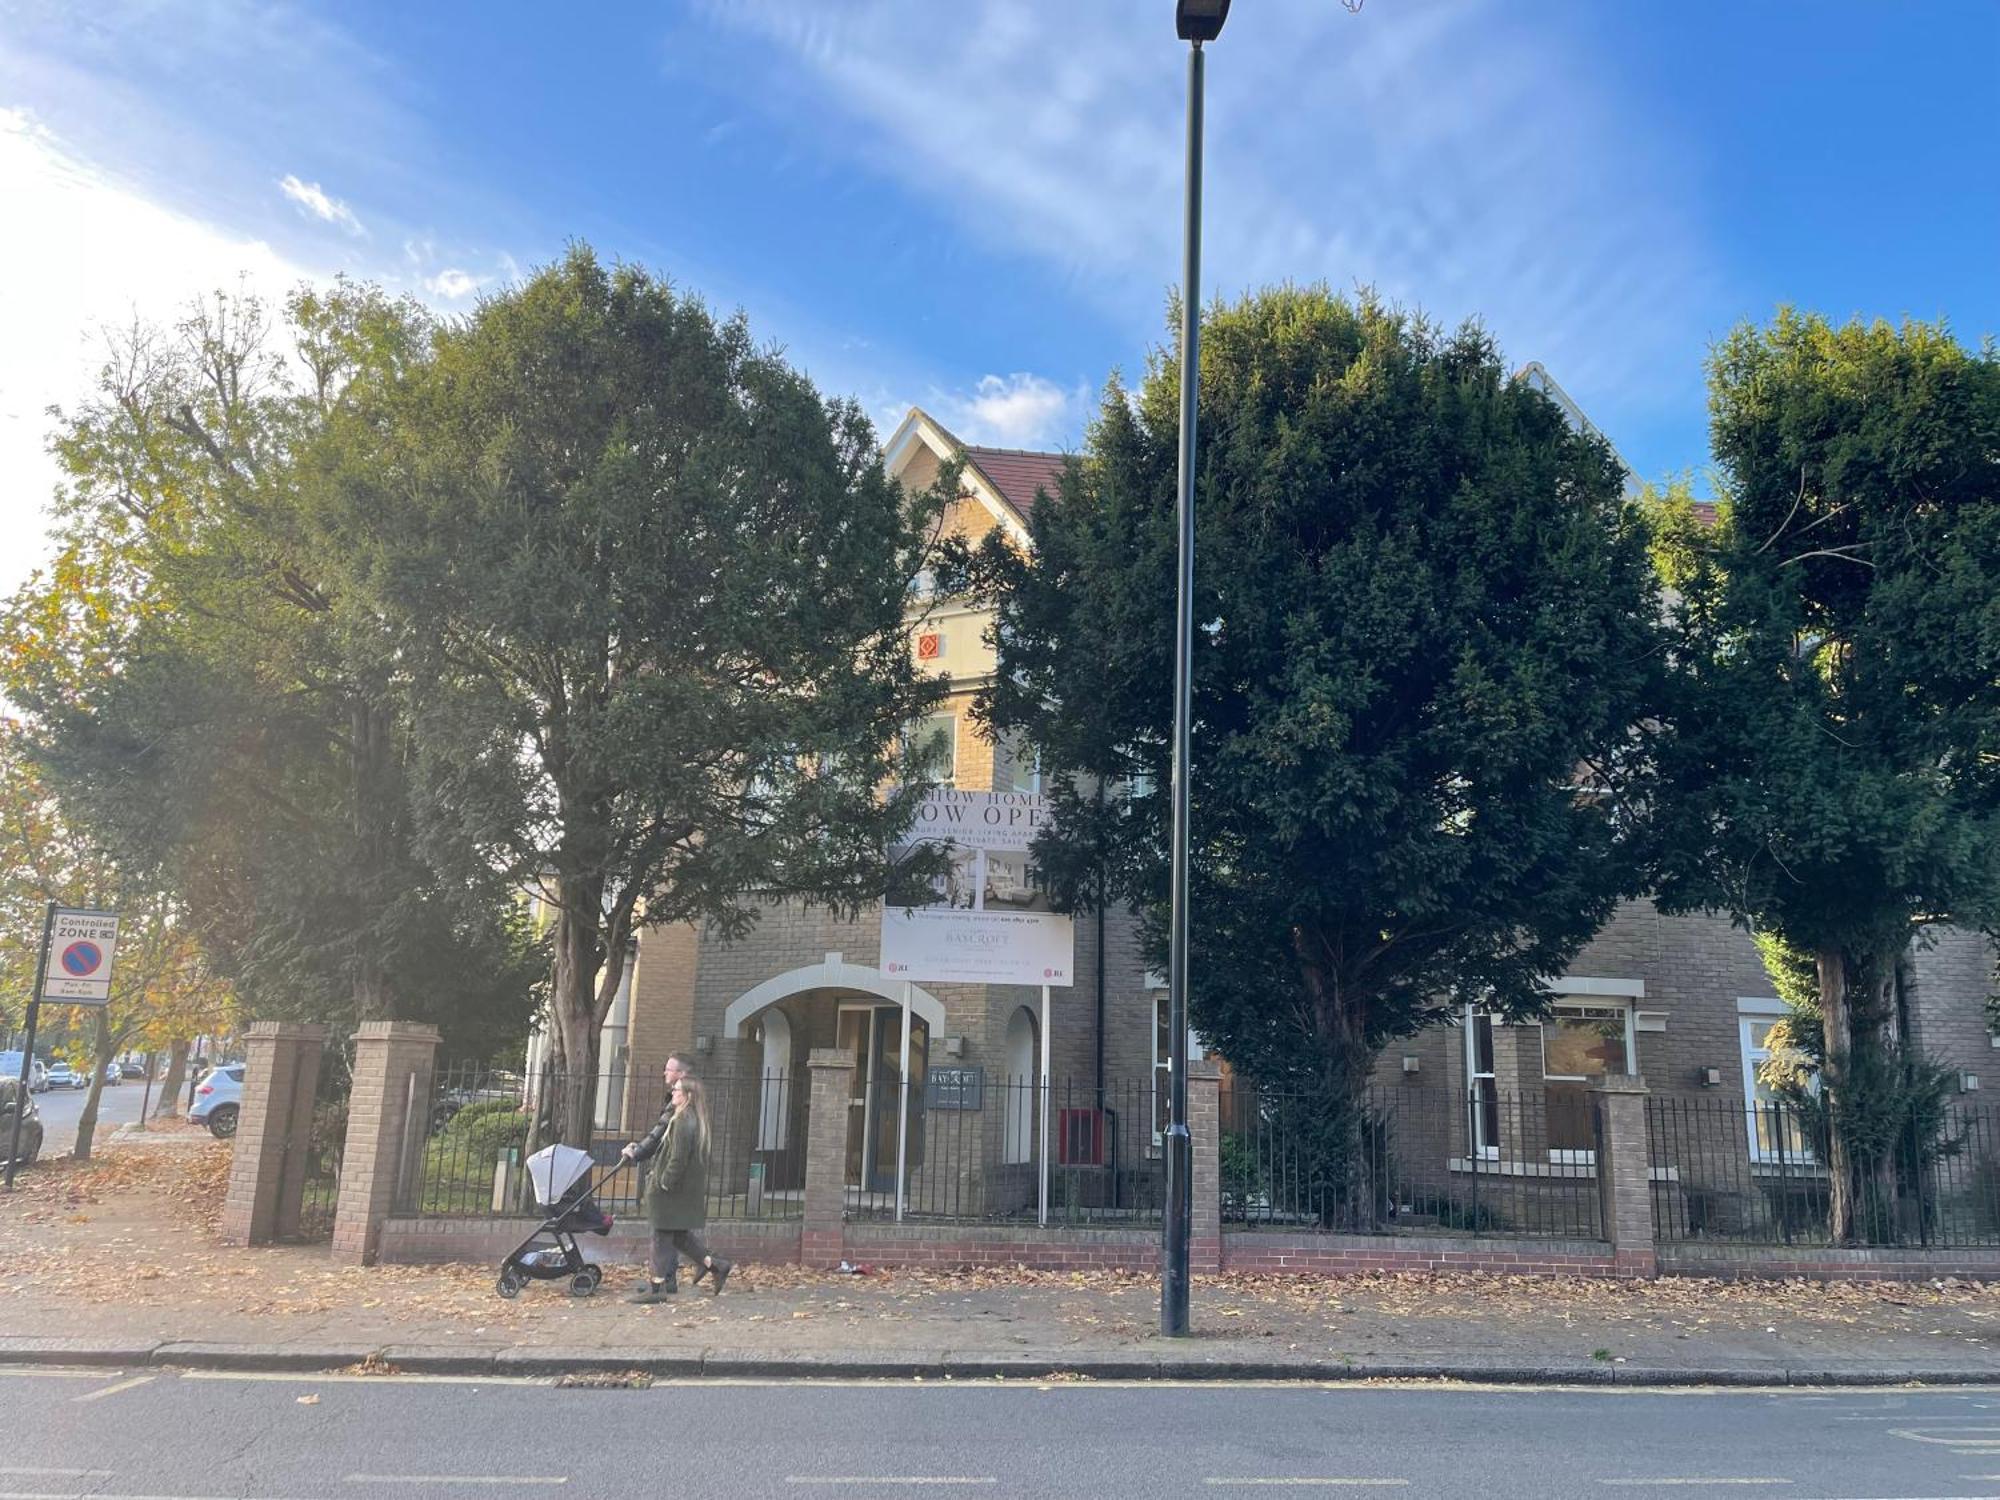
1221;1084;1604;1239
1648;1093;2000;1248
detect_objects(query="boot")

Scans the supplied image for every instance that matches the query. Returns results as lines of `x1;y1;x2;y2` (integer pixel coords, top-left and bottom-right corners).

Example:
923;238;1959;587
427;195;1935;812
708;1258;732;1296
625;1279;677;1304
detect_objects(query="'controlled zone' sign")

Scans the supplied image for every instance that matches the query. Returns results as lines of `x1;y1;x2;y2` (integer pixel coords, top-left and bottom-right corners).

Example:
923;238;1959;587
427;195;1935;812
41;908;120;1006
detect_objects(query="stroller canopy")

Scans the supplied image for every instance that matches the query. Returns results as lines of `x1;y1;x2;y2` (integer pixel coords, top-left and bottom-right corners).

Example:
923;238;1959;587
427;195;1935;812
525;1143;594;1208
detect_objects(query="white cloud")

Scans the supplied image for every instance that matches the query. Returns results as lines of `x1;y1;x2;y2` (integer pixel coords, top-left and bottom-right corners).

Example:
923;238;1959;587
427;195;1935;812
0;110;312;593
704;0;1718;427
425;267;481;300
279;173;365;236
935;373;1086;448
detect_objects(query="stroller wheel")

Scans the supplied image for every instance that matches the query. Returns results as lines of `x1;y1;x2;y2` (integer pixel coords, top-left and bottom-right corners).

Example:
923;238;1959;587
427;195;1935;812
570;1265;603;1297
496;1268;523;1300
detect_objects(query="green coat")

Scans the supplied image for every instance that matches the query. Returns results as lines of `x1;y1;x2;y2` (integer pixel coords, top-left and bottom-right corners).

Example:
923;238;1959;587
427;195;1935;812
640;1110;708;1232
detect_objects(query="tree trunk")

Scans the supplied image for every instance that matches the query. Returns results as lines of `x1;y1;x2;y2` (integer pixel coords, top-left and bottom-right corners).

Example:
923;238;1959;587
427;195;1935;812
550;886;606;1147
1816;945;1855;1243
154;1038;190;1119
350;695;397;1025
1295;925;1377;1230
72;1010;114;1162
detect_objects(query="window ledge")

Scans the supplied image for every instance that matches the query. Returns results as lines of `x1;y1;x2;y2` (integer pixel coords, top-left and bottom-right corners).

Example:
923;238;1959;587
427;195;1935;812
1447;1157;1680;1183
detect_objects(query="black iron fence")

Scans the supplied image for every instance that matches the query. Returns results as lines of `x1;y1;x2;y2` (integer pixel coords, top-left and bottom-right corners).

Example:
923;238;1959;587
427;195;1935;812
1221;1085;1604;1239
1648;1093;2000;1248
848;1074;1164;1225
401;1061;805;1222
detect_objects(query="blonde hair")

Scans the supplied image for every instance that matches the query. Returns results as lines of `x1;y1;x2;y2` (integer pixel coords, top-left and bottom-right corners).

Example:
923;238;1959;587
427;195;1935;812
672;1075;711;1151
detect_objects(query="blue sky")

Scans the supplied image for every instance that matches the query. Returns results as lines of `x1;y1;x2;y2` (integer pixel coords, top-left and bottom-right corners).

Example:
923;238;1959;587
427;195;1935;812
2;0;1995;588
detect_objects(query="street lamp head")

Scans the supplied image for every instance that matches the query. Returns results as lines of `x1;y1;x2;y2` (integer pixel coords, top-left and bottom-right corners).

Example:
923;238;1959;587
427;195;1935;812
1175;0;1230;43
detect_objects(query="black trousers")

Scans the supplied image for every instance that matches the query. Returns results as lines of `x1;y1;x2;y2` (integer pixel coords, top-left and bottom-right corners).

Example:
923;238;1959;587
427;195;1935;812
650;1227;710;1284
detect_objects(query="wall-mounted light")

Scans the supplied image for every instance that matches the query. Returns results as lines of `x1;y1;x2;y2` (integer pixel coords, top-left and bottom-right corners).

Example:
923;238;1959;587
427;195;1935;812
694;1034;712;1055
1962;1072;1981;1094
1401;1055;1420;1075
1699;1066;1723;1088
943;1035;965;1058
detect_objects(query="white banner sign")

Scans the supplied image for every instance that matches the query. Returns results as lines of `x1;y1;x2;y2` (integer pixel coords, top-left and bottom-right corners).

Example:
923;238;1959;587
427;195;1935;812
41;908;120;1006
881;790;1074;987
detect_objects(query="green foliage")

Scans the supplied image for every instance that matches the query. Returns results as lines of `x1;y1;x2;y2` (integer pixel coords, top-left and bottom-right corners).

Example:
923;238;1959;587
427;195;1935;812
1648;312;2000;949
959;288;1660;1124
1648;311;2000;1240
303;247;951;1137
3;282;542;1052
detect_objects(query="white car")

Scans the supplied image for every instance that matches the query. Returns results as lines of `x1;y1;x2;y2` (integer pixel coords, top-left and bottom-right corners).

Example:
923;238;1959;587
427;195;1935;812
44;1062;77;1090
101;1062;123;1086
189;1065;246;1138
0;1054;50;1094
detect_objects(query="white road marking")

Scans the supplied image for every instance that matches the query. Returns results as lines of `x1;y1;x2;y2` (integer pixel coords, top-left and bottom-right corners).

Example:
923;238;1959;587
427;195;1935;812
784;1481;997;1488
0;1480;115;1496
344;1478;567;1487
1601;1482;1792;1488
73;1374;154;1402
1890;1428;2000;1449
0;1369;109;1380
1203;1483;1408;1489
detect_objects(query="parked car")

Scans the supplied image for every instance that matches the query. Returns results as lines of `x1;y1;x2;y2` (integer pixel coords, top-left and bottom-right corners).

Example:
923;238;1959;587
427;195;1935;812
44;1062;75;1090
430;1071;525;1133
0;1054;49;1094
101;1062;123;1086
189;1064;246;1138
0;1079;43;1167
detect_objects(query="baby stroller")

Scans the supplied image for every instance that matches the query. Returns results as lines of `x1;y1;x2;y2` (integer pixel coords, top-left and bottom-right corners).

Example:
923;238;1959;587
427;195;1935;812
494;1143;616;1299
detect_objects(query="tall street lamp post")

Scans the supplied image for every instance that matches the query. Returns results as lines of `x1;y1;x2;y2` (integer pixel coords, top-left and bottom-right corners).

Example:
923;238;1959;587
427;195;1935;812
1162;0;1227;1338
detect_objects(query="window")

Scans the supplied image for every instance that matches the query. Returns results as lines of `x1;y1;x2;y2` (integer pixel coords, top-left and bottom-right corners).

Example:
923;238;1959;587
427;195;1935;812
1540;1001;1634;1163
1738;1001;1813;1163
1463;1007;1499;1158
904;714;956;787
1001;736;1043;795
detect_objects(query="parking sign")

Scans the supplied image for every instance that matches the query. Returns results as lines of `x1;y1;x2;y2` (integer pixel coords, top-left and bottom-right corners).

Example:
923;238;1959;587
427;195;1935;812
41;908;120;1005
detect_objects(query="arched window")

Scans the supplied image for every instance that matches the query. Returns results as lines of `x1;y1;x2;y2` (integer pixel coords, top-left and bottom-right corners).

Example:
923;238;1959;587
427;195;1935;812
756;1010;793;1152
1003;1007;1037;1165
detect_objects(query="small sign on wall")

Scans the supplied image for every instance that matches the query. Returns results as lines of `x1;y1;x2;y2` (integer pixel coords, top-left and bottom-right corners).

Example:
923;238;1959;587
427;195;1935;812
927;1066;984;1111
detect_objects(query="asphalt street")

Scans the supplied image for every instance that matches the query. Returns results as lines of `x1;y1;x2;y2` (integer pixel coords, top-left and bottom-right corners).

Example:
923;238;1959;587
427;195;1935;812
31;1078;151;1155
0;1368;1996;1500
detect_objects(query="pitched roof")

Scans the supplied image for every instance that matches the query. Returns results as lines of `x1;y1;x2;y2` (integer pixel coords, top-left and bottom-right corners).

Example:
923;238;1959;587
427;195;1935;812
961;445;1069;520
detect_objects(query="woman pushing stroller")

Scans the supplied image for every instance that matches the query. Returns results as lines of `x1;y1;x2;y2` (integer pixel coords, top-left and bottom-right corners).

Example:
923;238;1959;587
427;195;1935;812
620;1064;731;1302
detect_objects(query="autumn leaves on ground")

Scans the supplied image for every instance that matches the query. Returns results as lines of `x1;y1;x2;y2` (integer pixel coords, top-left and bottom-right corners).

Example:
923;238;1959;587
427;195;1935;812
1;1138;1995;1370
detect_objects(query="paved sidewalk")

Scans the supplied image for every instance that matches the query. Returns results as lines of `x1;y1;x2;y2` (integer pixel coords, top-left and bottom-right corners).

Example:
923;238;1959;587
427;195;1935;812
3;1142;1997;1384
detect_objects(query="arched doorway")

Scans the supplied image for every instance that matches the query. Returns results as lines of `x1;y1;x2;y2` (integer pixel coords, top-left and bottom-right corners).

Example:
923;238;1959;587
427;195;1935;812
722;957;948;1197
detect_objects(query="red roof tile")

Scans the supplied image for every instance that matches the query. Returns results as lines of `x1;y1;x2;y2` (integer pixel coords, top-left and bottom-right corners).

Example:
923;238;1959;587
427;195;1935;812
962;445;1069;520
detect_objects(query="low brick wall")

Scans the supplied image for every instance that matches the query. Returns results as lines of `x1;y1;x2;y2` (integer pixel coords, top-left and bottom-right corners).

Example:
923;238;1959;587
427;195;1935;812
1220;1230;1629;1277
1659;1243;2000;1282
375;1216;1999;1284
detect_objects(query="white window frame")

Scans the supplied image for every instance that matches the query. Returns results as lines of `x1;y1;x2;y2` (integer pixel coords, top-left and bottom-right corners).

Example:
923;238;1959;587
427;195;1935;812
1538;999;1637;1165
906;713;957;788
1462;1005;1500;1160
1737;997;1814;1164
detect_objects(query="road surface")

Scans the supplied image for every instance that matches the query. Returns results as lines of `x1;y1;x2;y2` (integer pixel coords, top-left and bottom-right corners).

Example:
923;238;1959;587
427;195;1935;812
32;1076;151;1154
0;1368;1995;1500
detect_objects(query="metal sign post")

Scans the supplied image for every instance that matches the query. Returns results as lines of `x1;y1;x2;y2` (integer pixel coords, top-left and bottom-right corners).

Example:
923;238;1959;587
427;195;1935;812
5;904;56;1190
1038;984;1052;1228
895;981;912;1223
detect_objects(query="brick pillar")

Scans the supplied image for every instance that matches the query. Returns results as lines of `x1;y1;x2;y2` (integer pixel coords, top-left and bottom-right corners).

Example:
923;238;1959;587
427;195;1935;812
331;1022;440;1266
1189;1059;1222;1273
801;1047;854;1268
218;1022;326;1246
1592;1073;1657;1277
